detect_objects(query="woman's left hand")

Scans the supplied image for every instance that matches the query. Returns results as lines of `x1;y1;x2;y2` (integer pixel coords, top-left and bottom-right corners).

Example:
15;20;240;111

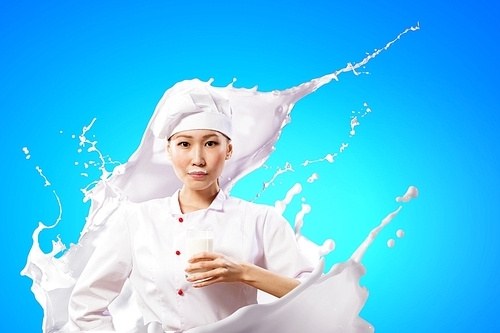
185;252;247;287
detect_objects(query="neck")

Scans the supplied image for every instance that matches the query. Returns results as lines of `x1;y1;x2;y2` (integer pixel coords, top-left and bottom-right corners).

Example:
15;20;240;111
178;185;220;213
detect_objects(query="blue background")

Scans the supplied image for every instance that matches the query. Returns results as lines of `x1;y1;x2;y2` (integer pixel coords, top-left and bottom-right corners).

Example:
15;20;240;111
2;0;499;332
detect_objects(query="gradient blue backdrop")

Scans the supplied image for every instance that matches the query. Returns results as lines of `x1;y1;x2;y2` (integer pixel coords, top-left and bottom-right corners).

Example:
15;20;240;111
2;0;499;332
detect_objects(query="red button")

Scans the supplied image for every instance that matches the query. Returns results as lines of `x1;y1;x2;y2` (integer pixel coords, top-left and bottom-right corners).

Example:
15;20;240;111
175;250;181;256
178;217;184;223
178;289;184;296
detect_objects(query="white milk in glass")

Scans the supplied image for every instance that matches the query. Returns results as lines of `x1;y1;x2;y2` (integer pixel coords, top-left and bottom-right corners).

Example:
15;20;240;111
185;229;214;276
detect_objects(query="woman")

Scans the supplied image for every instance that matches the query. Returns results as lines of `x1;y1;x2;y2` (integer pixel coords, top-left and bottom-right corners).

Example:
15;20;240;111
68;84;314;332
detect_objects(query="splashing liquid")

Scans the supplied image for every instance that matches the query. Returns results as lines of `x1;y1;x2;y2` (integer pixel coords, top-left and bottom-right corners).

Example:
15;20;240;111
22;24;420;333
307;173;319;183
22;147;31;159
396;185;419;203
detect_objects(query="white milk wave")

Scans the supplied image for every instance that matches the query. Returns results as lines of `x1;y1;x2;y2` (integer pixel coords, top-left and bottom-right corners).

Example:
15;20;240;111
21;25;420;333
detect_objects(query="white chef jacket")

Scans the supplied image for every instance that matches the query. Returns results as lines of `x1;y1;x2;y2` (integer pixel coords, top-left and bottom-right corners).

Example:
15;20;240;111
69;190;314;332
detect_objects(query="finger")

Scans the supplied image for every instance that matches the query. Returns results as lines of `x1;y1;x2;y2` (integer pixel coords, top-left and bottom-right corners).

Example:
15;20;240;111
193;276;224;288
187;267;229;282
188;252;221;262
185;260;220;274
186;264;224;280
185;268;210;282
187;267;229;283
189;255;230;271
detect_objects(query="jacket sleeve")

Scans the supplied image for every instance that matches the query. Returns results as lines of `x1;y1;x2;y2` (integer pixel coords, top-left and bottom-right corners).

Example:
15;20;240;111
68;206;133;331
261;207;315;279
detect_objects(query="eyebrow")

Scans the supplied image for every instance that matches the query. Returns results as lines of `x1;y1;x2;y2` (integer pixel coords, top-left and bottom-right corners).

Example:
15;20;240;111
172;134;220;140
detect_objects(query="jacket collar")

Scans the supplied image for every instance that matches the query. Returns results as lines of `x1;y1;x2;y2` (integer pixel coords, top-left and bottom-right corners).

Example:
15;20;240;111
169;189;226;215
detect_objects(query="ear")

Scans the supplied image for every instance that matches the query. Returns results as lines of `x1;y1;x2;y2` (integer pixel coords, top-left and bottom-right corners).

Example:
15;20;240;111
166;142;172;160
225;142;233;160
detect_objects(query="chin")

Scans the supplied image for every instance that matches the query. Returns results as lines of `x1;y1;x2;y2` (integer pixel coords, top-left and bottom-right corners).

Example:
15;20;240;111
183;180;218;192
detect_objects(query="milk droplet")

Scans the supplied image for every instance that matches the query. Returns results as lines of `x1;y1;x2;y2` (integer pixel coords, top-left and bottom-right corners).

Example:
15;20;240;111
396;185;419;202
350;117;360;136
74;162;79;166
23;147;31;160
321;239;336;254
396;229;404;238
387;239;395;248
302;153;335;166
35;166;51;186
71;134;76;139
307;173;319;183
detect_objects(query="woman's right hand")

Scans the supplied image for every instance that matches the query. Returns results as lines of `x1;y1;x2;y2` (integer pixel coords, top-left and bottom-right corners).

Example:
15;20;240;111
185;252;247;286
185;251;300;298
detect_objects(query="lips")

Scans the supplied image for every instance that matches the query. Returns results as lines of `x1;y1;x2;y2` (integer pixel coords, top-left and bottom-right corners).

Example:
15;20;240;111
188;170;208;178
188;170;207;175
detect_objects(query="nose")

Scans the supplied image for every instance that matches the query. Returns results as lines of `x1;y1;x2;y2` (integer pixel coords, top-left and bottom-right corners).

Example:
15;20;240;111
191;145;205;166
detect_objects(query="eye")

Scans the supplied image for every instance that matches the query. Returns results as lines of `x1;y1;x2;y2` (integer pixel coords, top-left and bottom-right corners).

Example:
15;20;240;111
177;141;189;148
205;141;218;147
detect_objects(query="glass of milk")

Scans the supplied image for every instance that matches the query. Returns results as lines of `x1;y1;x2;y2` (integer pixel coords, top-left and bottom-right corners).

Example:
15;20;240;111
185;229;214;278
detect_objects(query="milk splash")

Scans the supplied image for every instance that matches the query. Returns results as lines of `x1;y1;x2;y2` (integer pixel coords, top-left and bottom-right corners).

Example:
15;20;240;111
261;101;369;196
385;187;418;248
22;24;420;333
396;185;419;202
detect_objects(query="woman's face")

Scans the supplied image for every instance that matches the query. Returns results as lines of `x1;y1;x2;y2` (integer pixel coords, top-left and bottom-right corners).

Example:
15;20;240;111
167;129;232;194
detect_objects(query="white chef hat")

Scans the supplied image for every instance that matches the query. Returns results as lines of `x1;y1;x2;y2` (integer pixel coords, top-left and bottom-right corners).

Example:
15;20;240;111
152;83;233;140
